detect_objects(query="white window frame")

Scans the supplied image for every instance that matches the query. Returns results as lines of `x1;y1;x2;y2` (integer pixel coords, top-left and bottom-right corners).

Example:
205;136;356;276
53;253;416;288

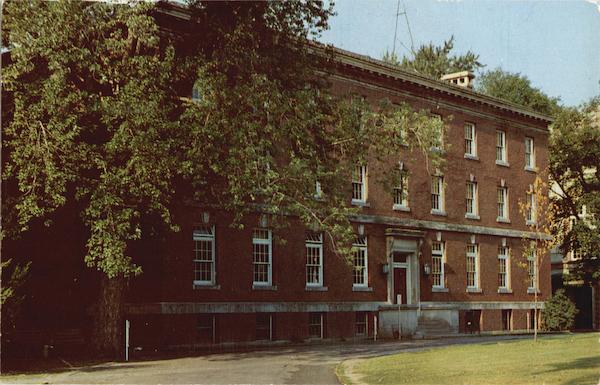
527;248;538;292
352;235;368;288
193;225;216;286
393;172;409;209
431;175;445;214
431;241;445;289
497;186;509;221
526;191;536;224
252;228;272;286
352;165;368;204
464;122;477;158
466;181;478;217
498;246;510;291
308;312;324;339
431;113;443;149
525;137;535;170
466;244;479;290
306;232;323;287
355;312;368;336
496;130;508;165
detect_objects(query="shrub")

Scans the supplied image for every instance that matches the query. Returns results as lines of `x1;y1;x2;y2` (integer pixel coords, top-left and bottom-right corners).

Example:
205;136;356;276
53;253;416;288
542;289;579;331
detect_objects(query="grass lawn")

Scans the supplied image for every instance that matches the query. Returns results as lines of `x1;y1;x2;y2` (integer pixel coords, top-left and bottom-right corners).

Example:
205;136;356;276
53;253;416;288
342;333;600;385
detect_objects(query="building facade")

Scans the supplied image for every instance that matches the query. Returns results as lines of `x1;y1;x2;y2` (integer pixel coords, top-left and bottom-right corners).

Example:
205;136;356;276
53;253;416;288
125;48;553;350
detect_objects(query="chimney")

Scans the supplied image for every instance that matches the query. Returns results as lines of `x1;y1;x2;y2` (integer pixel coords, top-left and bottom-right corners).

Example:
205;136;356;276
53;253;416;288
440;71;475;89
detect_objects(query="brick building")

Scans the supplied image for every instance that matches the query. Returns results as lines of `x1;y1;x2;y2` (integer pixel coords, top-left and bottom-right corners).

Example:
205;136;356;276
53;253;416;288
125;47;553;350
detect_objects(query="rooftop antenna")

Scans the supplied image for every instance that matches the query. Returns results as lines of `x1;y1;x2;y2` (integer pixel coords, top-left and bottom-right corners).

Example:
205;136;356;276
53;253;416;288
392;0;415;57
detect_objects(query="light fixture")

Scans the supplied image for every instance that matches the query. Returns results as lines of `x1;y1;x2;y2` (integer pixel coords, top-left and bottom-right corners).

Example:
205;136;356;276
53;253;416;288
202;211;210;224
423;263;431;275
260;215;268;228
358;224;365;236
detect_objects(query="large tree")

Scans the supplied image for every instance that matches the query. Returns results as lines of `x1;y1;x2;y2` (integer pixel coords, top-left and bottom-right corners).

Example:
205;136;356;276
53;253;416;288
476;68;561;116
549;97;600;285
382;36;483;79
3;0;445;357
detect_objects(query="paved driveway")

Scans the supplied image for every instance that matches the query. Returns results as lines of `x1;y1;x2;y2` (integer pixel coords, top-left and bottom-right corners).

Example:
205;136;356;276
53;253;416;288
1;335;530;384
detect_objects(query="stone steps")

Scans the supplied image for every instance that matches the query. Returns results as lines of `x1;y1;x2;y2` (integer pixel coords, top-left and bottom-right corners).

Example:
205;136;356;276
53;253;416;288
416;317;458;337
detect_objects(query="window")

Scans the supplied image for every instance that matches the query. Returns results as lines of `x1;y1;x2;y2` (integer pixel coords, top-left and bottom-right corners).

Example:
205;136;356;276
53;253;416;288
193;226;215;285
526;192;536;224
431;242;445;288
315;181;322;199
431;175;445;213
252;228;272;286
192;83;201;101
527;248;537;291
525;137;535;169
502;309;513;331
466;182;478;217
352;165;368;203
256;313;273;341
466;244;479;289
355;312;368;336
465;123;476;157
353;235;368;287
497;186;509;220
197;314;216;344
498;246;510;290
308;312;324;339
393;172;409;208
306;232;323;287
496;130;507;163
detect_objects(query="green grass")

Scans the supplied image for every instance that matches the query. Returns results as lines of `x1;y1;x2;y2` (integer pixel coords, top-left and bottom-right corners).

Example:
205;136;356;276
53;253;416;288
345;333;600;385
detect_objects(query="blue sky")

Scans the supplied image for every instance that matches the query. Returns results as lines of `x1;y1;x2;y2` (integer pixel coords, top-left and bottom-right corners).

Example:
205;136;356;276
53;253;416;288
320;0;600;107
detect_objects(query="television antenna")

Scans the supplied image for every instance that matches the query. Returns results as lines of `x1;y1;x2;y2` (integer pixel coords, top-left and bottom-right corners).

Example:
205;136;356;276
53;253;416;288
392;0;415;57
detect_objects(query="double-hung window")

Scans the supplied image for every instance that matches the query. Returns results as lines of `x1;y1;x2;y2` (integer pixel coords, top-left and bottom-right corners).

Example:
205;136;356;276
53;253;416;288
193;226;216;286
466;182;478;217
393;172;409;209
464;123;476;157
526;191;536;224
527;248;537;292
352;235;368;287
525;137;535;169
252;228;272;286
306;232;323;287
466;244;479;290
496;130;507;164
352;165;368;203
431;175;445;213
355;312;368;336
309;312;324;339
497;186;509;221
498;246;510;290
431;242;445;289
431;113;443;149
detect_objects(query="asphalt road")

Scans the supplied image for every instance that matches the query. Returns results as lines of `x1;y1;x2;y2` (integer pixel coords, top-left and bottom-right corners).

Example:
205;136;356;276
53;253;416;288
1;335;531;384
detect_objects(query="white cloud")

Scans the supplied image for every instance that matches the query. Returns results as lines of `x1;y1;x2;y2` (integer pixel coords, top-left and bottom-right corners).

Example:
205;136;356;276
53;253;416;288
587;0;600;13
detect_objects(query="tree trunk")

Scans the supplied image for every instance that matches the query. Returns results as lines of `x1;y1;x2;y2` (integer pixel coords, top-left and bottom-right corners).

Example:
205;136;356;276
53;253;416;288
92;275;126;359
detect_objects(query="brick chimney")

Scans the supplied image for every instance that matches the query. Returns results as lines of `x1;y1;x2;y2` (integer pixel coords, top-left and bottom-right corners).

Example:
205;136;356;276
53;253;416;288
440;71;475;89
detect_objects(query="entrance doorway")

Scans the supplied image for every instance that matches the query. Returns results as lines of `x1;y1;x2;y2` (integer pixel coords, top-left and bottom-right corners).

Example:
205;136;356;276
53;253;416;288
393;267;407;304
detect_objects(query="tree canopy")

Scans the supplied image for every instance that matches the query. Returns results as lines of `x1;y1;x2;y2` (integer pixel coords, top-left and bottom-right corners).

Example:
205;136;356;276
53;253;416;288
382;36;483;79
549;97;600;285
476;69;561;116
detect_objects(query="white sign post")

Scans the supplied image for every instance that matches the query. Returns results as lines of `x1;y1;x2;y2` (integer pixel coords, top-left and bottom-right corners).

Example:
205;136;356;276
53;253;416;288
397;294;402;340
125;319;130;362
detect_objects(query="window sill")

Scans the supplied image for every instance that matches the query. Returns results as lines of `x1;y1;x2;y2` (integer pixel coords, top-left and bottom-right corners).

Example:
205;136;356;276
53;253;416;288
496;217;511;224
527;288;540;294
431;209;447;216
351;200;370;207
252;284;278;291
432;287;449;293
524;166;538;173
464;154;479;161
495;160;510;167
393;204;410;212
465;213;480;220
193;283;220;290
352;286;373;292
526;220;536;226
466;287;482;293
498;288;513;294
306;286;328;292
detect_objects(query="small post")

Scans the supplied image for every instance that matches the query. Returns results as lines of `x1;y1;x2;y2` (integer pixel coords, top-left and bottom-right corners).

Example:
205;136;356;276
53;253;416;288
397;294;402;340
374;315;378;341
125;319;130;362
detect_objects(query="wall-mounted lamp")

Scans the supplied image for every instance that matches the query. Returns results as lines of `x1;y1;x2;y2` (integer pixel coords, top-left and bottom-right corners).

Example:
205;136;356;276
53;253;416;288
358;224;365;236
259;215;268;228
502;237;507;247
202;211;210;224
382;263;390;274
423;263;431;275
